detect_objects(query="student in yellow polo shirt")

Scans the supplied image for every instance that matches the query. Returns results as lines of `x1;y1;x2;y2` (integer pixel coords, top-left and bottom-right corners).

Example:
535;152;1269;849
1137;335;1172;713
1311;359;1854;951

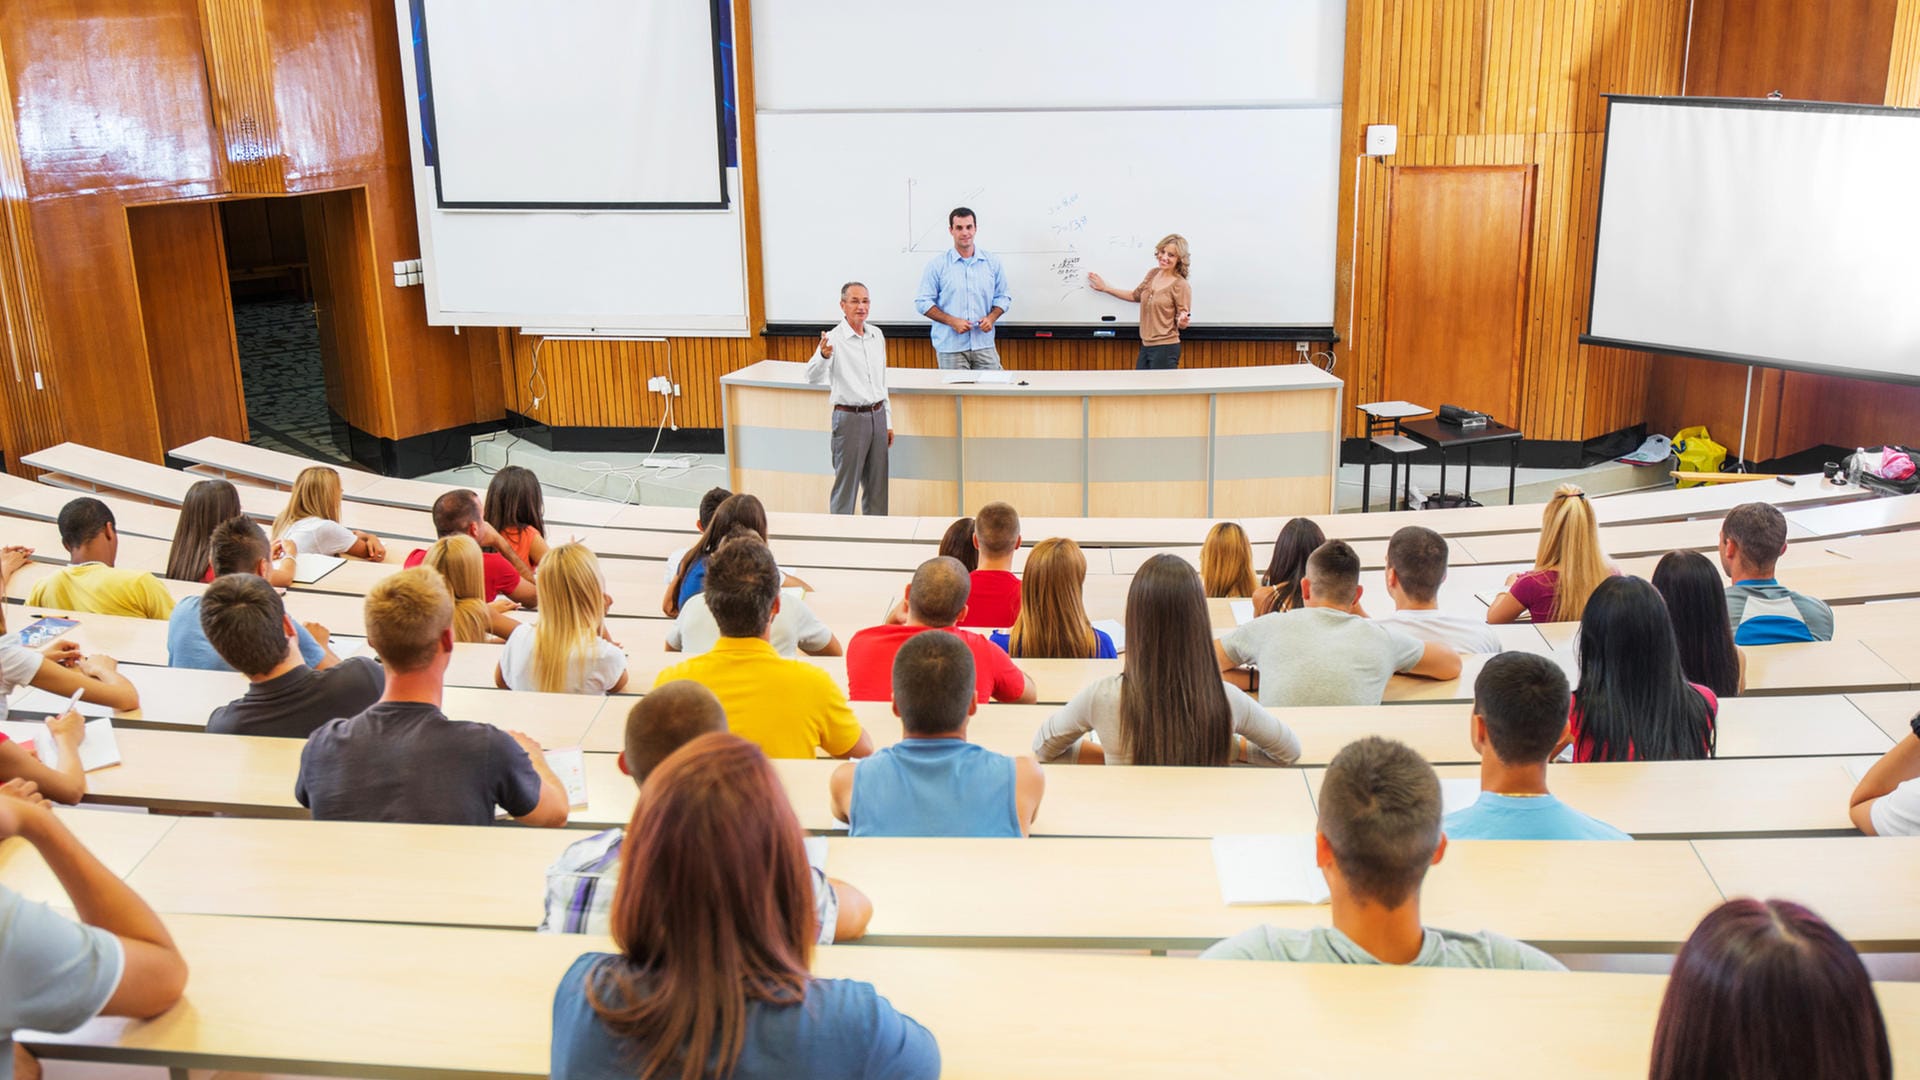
655;534;872;760
26;498;175;620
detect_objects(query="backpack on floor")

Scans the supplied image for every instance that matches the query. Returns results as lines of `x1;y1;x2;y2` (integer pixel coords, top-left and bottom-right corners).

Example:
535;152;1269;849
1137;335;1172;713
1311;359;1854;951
1845;445;1920;495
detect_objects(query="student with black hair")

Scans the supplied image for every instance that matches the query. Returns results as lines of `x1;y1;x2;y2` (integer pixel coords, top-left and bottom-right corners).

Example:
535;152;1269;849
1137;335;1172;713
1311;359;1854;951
28;498;174;619
831;630;1044;837
1203;736;1563;969
1568;575;1717;763
1652;549;1744;696
1444;652;1629;840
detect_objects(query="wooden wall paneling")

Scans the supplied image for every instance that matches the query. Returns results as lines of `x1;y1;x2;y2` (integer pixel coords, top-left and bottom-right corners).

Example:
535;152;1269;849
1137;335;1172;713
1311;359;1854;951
1380;165;1534;422
4;0;223;200
0;37;60;473
196;0;287;194
1685;0;1899;102
1890;0;1920;106
126;200;248;448
260;0;395;185
220;200;273;267
304;188;394;438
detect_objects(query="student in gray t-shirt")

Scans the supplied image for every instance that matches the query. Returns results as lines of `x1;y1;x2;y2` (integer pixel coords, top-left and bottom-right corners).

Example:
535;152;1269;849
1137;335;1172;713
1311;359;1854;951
1;789;189;1079
1202;736;1564;971
1215;539;1461;707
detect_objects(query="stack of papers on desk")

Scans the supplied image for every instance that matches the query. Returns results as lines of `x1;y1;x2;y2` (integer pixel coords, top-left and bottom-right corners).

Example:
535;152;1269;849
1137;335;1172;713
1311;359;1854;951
293;553;346;584
0;717;121;772
1211;834;1330;905
940;370;1014;385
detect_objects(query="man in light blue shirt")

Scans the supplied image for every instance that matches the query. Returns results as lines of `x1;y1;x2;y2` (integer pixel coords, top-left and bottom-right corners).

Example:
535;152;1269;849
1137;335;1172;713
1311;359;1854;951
914;206;1011;369
1444;651;1631;841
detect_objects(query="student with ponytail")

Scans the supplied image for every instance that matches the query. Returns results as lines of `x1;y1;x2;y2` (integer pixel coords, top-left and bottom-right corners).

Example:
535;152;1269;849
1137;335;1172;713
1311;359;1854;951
1487;484;1611;623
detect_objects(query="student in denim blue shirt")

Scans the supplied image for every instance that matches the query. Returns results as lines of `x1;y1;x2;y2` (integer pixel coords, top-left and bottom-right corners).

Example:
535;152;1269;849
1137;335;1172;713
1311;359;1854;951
168;516;335;673
914;206;1011;370
551;733;936;1079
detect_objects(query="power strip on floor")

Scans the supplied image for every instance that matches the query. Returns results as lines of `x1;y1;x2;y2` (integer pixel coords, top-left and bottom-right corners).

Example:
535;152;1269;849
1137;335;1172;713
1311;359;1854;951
641;455;693;470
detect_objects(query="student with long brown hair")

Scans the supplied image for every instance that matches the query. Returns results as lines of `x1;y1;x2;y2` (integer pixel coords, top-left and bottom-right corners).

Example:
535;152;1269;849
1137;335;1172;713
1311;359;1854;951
1487;484;1610;623
1033;554;1299;766
167;478;274;584
421;535;520;644
937;516;978;571
482;464;549;569
1253;517;1325;616
550;732;938;1079
270;466;386;561
1199;522;1258;598
990;537;1115;659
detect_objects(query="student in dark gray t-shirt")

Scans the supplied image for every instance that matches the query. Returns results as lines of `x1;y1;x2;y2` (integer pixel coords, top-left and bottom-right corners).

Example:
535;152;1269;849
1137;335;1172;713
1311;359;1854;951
199;574;384;739
295;568;570;828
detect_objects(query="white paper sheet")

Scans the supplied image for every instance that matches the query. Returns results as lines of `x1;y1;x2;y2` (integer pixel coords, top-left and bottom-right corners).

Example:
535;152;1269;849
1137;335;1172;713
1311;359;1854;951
1092;618;1125;653
326;637;367;660
543;747;590;809
292;553;346;584
1229;599;1256;626
9;687;114;719
1439;777;1481;818
0;718;121;772
940;370;979;384
1210;834;1331;906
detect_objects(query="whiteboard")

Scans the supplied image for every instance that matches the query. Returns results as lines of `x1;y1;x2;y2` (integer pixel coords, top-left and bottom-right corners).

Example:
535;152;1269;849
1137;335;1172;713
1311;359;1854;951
752;0;1345;111
756;108;1341;328
419;0;726;208
1588;98;1920;382
394;0;749;334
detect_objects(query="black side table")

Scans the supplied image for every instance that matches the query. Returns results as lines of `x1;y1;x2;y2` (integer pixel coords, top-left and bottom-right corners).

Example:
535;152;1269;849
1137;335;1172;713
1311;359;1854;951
1398;417;1524;506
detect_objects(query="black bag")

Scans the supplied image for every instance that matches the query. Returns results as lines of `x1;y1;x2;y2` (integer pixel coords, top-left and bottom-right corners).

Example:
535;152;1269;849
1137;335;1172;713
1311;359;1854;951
1419;491;1482;510
1843;446;1920;496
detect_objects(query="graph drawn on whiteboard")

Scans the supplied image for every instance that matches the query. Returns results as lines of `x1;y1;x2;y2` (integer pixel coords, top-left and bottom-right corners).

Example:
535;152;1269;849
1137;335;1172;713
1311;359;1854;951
905;179;1129;302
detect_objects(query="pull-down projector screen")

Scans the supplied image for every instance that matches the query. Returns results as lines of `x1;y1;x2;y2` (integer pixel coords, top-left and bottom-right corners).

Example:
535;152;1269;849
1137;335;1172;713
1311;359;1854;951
1584;96;1920;384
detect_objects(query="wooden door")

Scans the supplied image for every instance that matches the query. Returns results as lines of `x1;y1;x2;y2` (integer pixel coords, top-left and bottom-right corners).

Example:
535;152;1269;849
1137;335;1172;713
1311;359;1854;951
1380;166;1535;424
127;200;249;446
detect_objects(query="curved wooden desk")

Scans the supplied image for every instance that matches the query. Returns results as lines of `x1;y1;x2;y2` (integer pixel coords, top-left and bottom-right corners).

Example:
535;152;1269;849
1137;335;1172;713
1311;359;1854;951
721;360;1343;518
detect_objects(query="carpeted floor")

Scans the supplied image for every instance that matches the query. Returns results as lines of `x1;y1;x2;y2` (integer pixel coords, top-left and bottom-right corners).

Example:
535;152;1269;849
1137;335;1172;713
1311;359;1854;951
234;299;351;465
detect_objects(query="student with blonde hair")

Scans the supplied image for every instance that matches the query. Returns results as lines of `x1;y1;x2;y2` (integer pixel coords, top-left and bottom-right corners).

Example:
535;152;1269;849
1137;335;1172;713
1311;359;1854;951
1200;521;1258;598
271;466;386;561
1486;484;1610;623
989;537;1115;659
496;543;629;694
422;535;521;644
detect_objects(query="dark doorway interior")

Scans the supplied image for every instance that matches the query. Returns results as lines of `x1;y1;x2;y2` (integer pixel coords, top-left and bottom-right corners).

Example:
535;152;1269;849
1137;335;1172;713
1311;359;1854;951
221;197;351;464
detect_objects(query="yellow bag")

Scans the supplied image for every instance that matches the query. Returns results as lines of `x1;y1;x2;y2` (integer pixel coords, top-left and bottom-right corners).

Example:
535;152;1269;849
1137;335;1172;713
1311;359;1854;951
1672;426;1727;486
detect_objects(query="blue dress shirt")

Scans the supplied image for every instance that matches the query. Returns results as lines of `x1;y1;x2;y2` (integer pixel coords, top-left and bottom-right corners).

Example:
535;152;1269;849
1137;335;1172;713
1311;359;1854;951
915;247;1012;353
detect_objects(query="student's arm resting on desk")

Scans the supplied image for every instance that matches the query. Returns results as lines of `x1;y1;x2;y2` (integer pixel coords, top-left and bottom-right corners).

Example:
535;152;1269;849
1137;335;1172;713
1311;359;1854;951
1032;683;1099;763
0;708;86;804
1213;637;1256;692
1013;757;1045;834
1485;592;1527;624
31;643;139;711
0;791;189;1018
505;730;570;827
1227;687;1301;765
1849;733;1920;835
829;761;854;823
1403;640;1463;681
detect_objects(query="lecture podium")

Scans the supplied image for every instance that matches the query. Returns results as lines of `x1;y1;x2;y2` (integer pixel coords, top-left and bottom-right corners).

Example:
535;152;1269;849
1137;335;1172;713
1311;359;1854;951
721;360;1343;517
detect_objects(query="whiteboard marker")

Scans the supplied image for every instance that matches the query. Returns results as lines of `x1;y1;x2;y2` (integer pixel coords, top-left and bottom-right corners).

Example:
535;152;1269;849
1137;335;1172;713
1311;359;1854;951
1094;330;1115;338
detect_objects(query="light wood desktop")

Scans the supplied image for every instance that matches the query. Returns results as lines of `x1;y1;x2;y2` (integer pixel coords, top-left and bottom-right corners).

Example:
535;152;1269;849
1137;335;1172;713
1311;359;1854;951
1303;757;1870;839
1847;690;1920;744
0;807;179;905
1693;837;1920;951
46;913;1920;1080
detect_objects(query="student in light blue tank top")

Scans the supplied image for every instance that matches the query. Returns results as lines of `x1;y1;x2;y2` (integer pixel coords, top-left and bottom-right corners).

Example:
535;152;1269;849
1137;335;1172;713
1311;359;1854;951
832;630;1044;837
1443;651;1630;841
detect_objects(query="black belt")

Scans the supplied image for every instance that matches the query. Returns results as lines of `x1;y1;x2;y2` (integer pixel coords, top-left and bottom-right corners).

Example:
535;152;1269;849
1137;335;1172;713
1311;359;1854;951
834;402;884;413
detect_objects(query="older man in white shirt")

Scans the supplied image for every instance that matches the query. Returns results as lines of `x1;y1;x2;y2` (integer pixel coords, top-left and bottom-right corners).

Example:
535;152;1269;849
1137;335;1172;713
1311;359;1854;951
807;281;892;515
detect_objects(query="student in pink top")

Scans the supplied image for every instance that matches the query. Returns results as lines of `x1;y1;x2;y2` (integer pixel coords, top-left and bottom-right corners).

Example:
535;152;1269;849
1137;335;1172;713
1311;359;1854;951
1487;484;1611;624
1566;576;1716;763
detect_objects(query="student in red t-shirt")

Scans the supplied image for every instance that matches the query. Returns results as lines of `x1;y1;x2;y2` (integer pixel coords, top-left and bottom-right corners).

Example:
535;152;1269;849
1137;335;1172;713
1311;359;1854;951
847;557;1036;704
402;489;538;608
959;501;1022;629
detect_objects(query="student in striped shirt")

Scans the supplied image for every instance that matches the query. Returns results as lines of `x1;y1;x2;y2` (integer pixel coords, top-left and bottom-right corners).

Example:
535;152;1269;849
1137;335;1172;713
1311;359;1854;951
1719;502;1833;645
538;680;871;941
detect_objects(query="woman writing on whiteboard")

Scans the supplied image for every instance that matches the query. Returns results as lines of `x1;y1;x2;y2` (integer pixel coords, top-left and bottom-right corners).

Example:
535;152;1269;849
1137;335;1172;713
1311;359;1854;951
1087;233;1193;369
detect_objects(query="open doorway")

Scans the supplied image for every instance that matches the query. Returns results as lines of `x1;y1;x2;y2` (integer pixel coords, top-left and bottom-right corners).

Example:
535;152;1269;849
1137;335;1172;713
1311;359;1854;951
220;196;352;464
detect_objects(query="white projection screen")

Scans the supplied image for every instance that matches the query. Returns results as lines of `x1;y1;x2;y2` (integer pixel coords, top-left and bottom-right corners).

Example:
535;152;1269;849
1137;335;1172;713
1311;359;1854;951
415;0;727;208
1586;96;1920;384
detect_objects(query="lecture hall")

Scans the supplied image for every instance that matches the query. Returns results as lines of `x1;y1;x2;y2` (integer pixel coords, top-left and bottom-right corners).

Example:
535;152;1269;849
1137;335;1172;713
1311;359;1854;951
2;1;1920;1077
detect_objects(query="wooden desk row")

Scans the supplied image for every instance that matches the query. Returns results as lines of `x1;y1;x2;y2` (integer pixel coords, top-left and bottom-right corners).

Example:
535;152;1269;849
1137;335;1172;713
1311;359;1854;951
104;662;1899;765
8;809;1920;952
77;724;1875;840
26;912;1920;1080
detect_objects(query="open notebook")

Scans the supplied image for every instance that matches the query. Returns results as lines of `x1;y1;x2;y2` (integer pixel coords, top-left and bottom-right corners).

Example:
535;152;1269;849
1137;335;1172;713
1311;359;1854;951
0;717;121;771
